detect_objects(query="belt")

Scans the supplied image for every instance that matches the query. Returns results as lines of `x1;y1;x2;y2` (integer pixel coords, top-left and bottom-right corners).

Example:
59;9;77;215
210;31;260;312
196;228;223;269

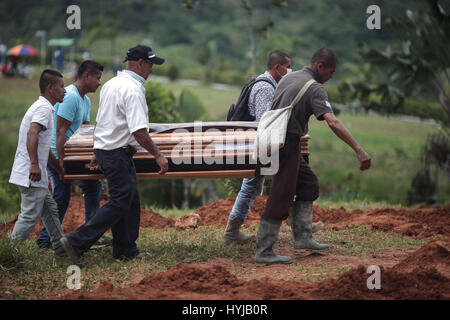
122;145;137;157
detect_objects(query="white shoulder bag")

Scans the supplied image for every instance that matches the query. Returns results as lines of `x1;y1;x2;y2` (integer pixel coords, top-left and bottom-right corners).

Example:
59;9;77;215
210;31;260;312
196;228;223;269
252;79;316;161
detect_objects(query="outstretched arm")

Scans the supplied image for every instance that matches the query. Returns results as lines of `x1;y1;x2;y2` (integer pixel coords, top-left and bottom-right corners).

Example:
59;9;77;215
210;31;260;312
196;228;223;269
323;112;371;171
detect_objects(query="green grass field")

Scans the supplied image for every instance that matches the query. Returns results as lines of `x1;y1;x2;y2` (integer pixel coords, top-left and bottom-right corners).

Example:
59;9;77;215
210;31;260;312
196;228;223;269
0;73;447;217
306;113;447;203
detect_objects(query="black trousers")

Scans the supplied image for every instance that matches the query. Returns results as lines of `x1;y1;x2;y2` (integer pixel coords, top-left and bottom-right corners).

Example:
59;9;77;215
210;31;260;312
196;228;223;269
263;133;319;221
67;148;140;259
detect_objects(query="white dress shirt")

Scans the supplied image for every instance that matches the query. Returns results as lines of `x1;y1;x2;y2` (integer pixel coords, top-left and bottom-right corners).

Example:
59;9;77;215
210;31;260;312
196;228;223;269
93;70;149;150
9;96;55;188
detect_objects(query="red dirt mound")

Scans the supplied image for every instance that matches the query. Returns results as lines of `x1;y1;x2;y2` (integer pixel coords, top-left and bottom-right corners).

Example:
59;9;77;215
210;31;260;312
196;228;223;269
55;240;450;300
312;240;450;299
2;193;448;241
0;220;15;239
392;240;450;277
195;196;267;226
140;208;175;229
0;193;174;238
312;264;449;299
313;206;450;239
194;196;449;239
55;262;315;300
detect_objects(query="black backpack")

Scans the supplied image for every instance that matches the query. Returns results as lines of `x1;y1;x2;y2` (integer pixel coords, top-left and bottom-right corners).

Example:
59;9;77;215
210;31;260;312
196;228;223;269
226;77;275;121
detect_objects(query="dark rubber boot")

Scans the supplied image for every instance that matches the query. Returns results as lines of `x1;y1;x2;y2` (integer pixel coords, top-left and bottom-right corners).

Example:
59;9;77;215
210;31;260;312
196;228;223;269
291;201;330;250
288;207;324;234
255;217;292;265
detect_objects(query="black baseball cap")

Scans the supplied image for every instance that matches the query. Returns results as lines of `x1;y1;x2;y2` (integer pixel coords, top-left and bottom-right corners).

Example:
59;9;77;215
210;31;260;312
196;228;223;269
123;45;165;65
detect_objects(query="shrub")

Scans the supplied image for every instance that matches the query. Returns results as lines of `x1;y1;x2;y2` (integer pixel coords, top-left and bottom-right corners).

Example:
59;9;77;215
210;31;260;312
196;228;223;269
210;70;247;86
178;89;208;122
0;170;20;215
145;81;182;123
167;65;180;82
407;168;437;205
400;98;448;126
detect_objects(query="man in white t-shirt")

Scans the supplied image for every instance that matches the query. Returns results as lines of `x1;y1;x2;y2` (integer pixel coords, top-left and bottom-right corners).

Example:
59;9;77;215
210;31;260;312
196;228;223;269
9;69;66;253
59;45;168;264
36;60;109;250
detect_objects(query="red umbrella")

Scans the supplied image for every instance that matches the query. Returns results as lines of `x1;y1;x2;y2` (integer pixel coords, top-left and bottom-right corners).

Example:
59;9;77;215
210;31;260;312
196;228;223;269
7;44;38;56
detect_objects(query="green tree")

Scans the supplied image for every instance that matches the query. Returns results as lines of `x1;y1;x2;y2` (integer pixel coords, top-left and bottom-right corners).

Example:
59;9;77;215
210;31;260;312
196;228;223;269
145;81;181;123
178;89;208;122
340;0;450;204
341;0;449;119
167;65;180;82
85;9;120;57
197;40;218;83
142;82;215;209
240;0;288;76
141;81;181;208
177;89;208;208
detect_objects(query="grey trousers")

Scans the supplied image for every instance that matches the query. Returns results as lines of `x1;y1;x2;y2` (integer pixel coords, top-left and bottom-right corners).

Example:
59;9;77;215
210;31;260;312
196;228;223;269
10;186;64;249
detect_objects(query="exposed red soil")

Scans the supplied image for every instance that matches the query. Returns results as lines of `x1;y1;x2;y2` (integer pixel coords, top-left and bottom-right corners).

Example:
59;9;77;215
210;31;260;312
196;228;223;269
311;241;450;299
55;262;316;300
55;240;449;300
313;205;450;239
0;193;174;239
3;194;447;240
194;195;265;226
2;193;449;300
196;196;450;239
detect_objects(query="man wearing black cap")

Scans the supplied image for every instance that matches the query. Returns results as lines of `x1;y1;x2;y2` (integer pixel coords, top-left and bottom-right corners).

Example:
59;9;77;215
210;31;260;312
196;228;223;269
58;45;168;264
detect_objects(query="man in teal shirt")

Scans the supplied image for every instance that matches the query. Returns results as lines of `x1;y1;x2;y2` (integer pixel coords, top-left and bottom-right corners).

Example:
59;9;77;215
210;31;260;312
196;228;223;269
37;60;111;249
51;84;91;146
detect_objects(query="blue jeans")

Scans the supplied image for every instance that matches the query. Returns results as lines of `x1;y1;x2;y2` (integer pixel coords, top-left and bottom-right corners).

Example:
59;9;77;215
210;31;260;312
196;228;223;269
67;148;140;259
11;186;64;249
229;175;265;221
37;164;102;245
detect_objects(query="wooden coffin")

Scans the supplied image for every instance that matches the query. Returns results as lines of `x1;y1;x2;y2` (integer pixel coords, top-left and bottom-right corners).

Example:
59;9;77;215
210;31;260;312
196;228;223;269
63;122;310;180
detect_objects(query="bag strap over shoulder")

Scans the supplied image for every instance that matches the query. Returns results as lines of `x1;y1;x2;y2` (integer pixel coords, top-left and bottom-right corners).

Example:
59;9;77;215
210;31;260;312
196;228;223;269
253;77;276;89
290;79;316;107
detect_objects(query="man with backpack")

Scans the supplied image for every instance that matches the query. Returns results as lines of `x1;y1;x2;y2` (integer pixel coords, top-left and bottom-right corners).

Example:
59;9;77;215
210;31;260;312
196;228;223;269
224;51;324;245
223;50;291;244
254;47;371;265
